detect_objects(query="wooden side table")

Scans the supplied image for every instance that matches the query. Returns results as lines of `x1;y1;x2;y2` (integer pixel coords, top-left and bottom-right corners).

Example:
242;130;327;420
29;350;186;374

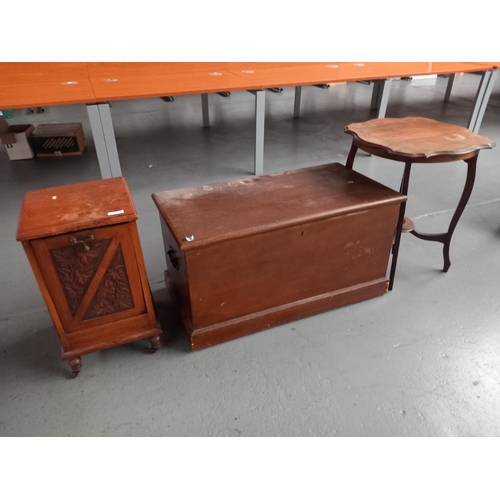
344;117;495;289
16;177;162;378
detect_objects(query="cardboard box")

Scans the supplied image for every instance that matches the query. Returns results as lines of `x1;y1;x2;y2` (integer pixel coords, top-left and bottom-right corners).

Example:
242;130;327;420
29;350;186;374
29;123;85;157
0;117;35;160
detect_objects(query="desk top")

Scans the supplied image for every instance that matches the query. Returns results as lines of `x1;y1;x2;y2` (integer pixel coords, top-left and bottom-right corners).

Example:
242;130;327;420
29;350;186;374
0;62;497;110
0;62;95;109
0;63;89;84
228;62;494;88
0;81;96;109
89;70;251;101
87;62;229;78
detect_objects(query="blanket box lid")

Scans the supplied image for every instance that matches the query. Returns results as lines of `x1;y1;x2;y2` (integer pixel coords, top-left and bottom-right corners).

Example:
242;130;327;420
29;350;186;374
152;163;406;251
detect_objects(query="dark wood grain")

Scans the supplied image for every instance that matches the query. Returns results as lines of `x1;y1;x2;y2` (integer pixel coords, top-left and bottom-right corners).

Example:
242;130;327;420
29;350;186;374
344;116;495;287
152;163;406;250
345;117;495;162
186;279;390;350
154;164;406;349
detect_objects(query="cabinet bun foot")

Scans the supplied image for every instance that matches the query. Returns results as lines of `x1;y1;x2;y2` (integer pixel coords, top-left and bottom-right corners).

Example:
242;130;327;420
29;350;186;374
149;334;161;354
68;357;82;379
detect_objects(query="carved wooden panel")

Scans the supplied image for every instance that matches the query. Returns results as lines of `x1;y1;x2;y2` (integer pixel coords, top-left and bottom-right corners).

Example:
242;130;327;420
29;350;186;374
50;239;111;315
84;244;134;320
31;223;146;333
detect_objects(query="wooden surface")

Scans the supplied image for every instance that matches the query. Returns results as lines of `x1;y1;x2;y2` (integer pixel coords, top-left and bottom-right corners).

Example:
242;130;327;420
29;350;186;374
0;62;497;110
152;163;407;251
0;63;89;83
0;81;96;109
0;62;95;109
31;224;146;333
87;62;229;78
184;280;390;350
89;70;250;101
16;177;137;241
345;117;495;161
228;62;494;89
18;178;162;374
156;163;406;349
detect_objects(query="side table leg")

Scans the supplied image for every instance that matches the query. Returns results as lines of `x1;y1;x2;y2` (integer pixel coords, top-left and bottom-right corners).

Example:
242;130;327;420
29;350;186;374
68;357;82;379
346;143;358;169
149;335;161;354
389;161;412;290
442;155;477;272
410;155;478;272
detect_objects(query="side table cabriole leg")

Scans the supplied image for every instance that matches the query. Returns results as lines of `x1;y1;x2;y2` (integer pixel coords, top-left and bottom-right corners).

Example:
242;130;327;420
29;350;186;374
410;154;478;272
346;143;358;169
442;156;478;271
389;161;412;290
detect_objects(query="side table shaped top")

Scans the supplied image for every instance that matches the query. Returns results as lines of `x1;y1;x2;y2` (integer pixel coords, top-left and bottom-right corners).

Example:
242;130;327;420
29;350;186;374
345;117;495;161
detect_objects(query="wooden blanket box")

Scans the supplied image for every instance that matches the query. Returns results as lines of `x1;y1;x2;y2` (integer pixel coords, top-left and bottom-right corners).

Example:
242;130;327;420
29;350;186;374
152;163;406;350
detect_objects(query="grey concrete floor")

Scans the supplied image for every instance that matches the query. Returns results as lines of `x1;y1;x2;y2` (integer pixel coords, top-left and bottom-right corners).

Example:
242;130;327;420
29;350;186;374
1;74;499;436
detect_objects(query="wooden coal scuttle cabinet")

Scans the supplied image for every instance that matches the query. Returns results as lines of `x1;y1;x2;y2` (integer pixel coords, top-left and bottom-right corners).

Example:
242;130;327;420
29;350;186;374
16;177;162;378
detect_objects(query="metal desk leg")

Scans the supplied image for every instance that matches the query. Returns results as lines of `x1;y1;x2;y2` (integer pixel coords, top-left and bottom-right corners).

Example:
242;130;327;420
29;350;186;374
248;89;265;176
254;89;265;176
201;94;210;128
389;161;412;290
468;70;497;133
377;79;392;119
444;74;455;103
87;104;112;179
97;103;121;178
370;80;381;110
294;86;302;118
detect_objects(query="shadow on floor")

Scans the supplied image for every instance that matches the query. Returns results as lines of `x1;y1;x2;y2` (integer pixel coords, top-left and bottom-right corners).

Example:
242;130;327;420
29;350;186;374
152;286;191;353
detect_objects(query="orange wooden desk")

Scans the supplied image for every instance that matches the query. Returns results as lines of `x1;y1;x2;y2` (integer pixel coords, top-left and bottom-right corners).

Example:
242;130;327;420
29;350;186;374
228;61;495;124
0;63;123;179
0;63;94;110
87;63;256;177
86;62;498;178
0;62;497;179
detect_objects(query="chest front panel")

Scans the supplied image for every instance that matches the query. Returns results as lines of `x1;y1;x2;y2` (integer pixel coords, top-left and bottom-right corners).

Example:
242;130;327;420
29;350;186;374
31;223;146;333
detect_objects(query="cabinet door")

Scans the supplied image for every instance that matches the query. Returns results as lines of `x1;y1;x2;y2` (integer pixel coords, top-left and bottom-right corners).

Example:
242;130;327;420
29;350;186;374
32;223;146;333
